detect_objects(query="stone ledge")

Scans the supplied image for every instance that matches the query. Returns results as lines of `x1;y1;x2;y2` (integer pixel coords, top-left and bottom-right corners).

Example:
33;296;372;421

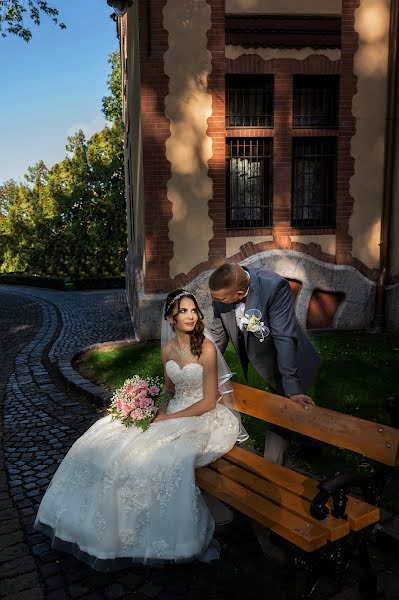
56;339;137;407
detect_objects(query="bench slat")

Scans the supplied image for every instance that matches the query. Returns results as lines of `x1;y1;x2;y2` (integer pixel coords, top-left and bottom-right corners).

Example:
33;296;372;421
209;458;350;541
196;467;328;552
225;447;380;531
231;383;399;467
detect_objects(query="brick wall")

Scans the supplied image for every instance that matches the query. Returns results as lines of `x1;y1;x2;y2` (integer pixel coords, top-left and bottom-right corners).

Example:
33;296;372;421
139;0;173;294
138;0;378;294
335;0;360;265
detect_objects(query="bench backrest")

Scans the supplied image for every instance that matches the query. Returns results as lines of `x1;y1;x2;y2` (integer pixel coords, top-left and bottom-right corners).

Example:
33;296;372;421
231;382;399;467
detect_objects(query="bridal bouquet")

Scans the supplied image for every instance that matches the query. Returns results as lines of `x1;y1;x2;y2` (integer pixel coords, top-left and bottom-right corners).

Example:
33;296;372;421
108;375;164;431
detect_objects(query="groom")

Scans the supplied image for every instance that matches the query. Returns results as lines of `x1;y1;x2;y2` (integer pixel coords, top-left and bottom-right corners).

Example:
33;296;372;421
209;262;320;466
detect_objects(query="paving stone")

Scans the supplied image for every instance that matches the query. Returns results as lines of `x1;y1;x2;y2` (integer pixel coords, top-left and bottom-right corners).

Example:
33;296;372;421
138;583;164;599
0;529;24;547
0;497;14;510
5;587;45;600
40;560;61;579
103;582;127;599
32;542;51;555
0;518;19;535
45;573;66;591
0;541;28;562
46;590;69;600
1;555;37;577
0;570;41;596
68;582;92;598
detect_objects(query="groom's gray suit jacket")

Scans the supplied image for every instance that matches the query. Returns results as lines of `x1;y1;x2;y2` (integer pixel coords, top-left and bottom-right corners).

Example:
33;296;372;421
209;268;320;396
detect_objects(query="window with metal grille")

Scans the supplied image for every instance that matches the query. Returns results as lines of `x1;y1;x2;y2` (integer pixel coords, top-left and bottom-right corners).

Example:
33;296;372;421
226;138;273;228
226;75;273;128
292;138;337;227
293;75;339;128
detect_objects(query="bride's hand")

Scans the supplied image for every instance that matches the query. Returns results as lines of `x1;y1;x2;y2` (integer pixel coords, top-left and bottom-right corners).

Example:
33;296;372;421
153;413;170;423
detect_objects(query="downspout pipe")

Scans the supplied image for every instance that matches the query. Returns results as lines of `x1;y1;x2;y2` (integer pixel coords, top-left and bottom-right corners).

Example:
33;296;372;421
372;0;399;331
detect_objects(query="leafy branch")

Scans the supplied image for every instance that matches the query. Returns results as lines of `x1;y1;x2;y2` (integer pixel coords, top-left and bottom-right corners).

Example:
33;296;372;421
0;0;65;41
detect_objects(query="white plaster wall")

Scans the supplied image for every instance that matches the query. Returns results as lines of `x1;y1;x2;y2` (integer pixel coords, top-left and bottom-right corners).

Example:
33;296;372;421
349;0;390;270
163;0;214;279
290;236;336;256
225;46;341;61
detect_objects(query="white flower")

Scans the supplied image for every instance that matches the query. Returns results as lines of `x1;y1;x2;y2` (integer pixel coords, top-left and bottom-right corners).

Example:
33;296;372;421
240;309;270;342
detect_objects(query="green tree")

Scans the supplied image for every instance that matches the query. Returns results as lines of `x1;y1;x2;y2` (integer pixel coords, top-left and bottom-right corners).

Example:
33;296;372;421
102;50;123;125
0;51;126;280
0;0;65;41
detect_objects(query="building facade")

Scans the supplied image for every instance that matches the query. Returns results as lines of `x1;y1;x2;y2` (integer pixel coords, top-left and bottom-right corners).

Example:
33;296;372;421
117;0;399;339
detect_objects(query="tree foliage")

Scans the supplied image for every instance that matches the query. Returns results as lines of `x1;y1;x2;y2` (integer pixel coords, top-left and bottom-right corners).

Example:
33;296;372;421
0;52;127;280
102;50;123;125
0;1;65;41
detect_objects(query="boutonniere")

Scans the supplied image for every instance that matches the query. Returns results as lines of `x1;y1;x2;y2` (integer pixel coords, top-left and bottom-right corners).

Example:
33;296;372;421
240;309;270;343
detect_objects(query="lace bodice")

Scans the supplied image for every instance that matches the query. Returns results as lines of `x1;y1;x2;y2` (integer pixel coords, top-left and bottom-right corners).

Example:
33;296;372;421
165;360;204;412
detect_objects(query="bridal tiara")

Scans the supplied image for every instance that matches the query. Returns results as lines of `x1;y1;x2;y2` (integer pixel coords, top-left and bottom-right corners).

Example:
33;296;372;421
164;290;192;315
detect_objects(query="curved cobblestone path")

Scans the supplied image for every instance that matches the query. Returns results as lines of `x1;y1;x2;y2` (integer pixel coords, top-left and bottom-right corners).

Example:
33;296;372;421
0;287;274;600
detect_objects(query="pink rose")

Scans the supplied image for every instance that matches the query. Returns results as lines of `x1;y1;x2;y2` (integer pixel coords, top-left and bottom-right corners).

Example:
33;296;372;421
130;408;142;420
139;397;154;409
148;386;160;397
121;404;131;418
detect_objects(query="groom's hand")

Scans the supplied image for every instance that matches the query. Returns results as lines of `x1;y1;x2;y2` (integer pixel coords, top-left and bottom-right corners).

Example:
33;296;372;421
288;394;315;410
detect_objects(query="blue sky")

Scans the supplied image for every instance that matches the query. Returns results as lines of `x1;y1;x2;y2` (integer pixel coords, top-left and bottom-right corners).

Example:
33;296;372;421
0;0;118;184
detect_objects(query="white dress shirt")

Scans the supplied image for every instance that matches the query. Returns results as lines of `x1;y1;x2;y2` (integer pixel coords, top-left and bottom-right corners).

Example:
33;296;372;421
235;271;250;331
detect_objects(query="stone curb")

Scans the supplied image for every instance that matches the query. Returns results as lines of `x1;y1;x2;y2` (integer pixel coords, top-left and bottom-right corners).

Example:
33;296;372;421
56;339;137;407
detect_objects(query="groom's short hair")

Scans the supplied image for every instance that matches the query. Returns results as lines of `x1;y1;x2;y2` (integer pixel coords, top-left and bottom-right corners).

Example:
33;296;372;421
209;263;247;292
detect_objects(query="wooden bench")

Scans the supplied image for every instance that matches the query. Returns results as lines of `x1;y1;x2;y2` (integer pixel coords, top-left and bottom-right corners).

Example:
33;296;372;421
197;384;399;597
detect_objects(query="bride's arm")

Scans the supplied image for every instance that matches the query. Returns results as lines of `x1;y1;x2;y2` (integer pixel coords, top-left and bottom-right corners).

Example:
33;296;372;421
155;341;219;420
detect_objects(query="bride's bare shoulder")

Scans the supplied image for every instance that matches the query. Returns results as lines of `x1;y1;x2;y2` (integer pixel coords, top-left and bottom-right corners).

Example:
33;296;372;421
200;338;217;361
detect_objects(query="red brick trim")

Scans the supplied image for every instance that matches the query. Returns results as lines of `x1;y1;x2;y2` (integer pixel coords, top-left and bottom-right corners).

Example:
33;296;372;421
207;0;226;262
290;228;336;236
335;0;360;263
139;0;174;293
225;128;274;137
226;228;273;237
225;15;341;49
226;53;341;75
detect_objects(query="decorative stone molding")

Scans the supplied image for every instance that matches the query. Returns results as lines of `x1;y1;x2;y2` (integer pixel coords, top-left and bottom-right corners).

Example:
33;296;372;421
134;249;376;339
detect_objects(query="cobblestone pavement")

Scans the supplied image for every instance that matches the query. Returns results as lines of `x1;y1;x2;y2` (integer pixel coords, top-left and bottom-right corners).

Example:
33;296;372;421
1;285;399;600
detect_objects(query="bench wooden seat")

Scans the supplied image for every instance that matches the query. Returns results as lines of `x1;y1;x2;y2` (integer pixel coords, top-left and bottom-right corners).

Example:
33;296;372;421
196;383;399;555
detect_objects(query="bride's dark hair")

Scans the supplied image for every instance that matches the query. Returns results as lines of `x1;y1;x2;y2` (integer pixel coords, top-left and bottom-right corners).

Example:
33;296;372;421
164;289;205;357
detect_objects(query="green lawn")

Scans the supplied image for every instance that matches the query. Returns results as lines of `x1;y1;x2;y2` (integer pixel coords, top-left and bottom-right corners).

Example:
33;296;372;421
75;333;399;511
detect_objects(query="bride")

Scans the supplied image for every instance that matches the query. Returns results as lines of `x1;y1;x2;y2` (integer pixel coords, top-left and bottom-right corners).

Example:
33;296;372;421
34;289;245;570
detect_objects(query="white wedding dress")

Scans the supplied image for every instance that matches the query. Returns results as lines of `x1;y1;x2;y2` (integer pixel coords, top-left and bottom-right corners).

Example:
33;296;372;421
35;360;240;570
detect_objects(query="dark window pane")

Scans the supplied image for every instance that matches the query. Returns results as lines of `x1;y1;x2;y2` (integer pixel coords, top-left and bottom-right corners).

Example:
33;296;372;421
226;138;273;228
293;75;339;128
226;76;274;128
292;138;337;227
